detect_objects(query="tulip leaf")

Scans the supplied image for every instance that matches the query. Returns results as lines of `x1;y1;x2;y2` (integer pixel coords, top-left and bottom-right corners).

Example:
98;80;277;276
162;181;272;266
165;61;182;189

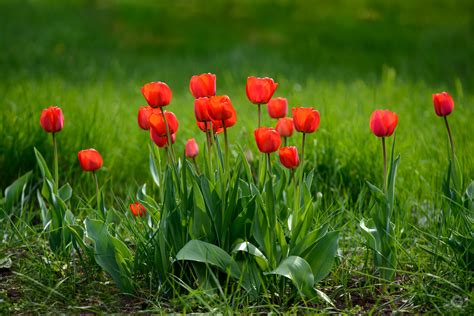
34;148;53;181
58;183;72;202
302;231;339;283
3;170;32;216
232;241;269;271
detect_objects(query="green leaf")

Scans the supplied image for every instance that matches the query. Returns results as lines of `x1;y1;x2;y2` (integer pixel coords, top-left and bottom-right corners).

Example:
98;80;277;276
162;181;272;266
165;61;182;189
232;241;269;270
265;256;316;298
34;148;53;180
175;240;241;280
3;171;32;215
58;183;72;202
149;146;161;187
302;231;339;283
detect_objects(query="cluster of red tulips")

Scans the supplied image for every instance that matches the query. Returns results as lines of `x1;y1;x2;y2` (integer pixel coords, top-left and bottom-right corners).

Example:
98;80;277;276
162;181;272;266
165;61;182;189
39;73;456;217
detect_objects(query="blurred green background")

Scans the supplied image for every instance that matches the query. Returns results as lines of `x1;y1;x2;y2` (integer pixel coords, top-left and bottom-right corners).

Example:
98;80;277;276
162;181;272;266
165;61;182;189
1;0;473;201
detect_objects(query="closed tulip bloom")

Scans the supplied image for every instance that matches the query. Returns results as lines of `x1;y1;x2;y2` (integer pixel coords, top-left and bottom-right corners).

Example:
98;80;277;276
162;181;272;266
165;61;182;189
150;128;176;147
209;95;234;121
267;97;288;118
149;111;179;136
275;117;294;137
190;73;216;98
279;146;299;169
40;106;64;133
185;138;199;158
246;77;278;104
129;202;146;217
141;81;172;107
432;92;454;117
369;109;398;137
78;149;103;172
137;106;154;130
194;97;212;122
212;105;237;129
254;127;281;153
292;107;320;133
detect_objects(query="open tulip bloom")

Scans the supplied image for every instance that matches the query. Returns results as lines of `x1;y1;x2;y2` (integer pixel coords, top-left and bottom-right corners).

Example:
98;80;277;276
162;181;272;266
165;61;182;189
246;76;278;127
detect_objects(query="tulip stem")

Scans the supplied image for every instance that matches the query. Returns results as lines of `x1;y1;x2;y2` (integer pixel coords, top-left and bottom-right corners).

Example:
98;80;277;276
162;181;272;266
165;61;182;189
160;108;175;163
284;136;288;147
301;133;306;166
223;120;229;174
205;122;213;172
258;104;261;128
192;157;201;175
92;171;101;213
382;137;387;192
444;116;455;160
52;132;59;194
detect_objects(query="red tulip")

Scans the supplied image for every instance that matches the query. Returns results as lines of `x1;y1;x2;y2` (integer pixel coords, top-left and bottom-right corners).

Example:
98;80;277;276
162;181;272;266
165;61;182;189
267;97;288;118
292;107;320;133
137;106;155;130
40;106;64;133
129;202;146;217
432;92;454;117
190;73;216;98
369;110;398;137
212;105;237;129
78;149;103;172
141;82;172;108
150;128;176;147
185;138;199;158
254;127;281;153
279;146;299;169
246;77;278;104
275;117;294;137
149;111;179;136
194;97;211;122
197;121;223;134
209;95;234;121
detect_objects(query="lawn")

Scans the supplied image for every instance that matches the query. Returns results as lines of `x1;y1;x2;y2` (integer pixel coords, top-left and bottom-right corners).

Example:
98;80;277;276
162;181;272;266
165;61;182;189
1;0;473;313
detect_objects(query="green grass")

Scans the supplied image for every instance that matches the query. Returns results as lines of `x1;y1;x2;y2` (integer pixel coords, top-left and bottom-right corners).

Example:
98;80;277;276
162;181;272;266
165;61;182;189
1;0;473;313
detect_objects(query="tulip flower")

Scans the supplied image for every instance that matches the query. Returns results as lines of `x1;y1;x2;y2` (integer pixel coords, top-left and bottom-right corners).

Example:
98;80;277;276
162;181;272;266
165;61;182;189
78;148;103;211
150;128;176;148
141;81;172;108
149;111;179;136
369;109;398;191
432;92;454;117
208;95;234;121
40;106;64;133
433;92;456;160
276;117;294;146
267;97;288;119
246;76;278;127
78;149;103;172
292;107;320;165
137;106;155;130
369;110;398;138
40;106;64;193
129;202;146;217
190;73;216;98
279;146;299;169
292;107;320;134
197;121;223;135
185;138;199;158
211;106;237;130
254;127;281;154
194;97;212;122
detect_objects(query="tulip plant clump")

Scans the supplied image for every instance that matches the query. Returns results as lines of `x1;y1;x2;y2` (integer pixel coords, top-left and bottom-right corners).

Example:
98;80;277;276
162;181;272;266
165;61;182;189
8;72;470;306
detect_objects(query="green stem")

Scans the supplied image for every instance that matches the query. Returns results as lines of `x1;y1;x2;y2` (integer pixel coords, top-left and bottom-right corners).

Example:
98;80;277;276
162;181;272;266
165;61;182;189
301;133;306;166
161;108;175;163
92;171;100;212
223;120;229;174
284;136;288;147
444;116;455;160
382;137;387;192
52;132;59;194
258;104;261;128
192;157;200;175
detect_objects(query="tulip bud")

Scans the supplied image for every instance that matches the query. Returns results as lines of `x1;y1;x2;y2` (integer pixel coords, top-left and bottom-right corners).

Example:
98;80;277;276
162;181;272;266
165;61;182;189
40;106;64;133
246;77;278;104
149;111;179;136
185;138;199;158
369;109;398;137
209;95;234;121
141;81;172;107
275;117;294;137
129;202;146;217
78;149;103;172
267;97;288;119
432;92;454;117
279;146;299;169
194;97;212;122
190;73;216;98
254;127;281;153
292;107;320;134
137;106;154;130
150;128;176;148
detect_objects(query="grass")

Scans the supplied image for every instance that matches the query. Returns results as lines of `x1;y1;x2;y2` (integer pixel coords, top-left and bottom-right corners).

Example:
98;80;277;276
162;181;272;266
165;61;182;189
1;0;473;313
